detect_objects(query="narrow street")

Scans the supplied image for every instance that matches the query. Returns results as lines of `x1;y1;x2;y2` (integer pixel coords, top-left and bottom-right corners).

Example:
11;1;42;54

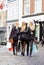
0;44;44;65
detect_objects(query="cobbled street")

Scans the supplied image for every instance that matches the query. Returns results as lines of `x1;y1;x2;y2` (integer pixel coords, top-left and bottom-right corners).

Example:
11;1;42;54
0;44;44;65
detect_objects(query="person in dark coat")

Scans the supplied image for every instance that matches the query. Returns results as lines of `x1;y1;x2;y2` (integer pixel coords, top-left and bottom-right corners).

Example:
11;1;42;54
20;23;31;56
9;25;18;55
29;30;35;57
20;22;28;56
27;22;35;57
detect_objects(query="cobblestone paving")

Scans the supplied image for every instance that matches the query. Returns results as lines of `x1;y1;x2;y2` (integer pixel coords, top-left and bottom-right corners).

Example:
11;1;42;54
0;45;44;65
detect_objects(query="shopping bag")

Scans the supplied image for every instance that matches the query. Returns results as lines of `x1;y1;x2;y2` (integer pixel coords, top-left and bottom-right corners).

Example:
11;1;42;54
6;41;13;51
9;48;13;51
32;43;38;53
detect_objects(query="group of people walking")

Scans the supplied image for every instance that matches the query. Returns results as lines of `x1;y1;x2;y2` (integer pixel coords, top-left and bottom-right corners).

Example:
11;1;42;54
9;22;37;57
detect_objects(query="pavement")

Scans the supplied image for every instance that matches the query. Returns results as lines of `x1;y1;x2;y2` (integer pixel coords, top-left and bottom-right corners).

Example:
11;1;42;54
0;44;44;65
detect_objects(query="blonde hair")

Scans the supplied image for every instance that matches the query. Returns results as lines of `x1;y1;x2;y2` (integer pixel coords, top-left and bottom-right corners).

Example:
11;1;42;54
15;22;19;29
21;22;26;32
28;22;35;31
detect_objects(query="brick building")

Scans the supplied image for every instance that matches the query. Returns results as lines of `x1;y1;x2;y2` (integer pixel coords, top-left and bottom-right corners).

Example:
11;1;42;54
7;0;44;42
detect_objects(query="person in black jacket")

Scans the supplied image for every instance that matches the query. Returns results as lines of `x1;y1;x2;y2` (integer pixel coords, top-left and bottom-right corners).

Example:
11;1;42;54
20;23;28;56
27;22;35;57
9;25;18;55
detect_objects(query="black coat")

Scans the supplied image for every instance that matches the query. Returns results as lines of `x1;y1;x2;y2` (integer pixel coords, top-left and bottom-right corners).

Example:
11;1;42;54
9;26;18;41
20;27;31;42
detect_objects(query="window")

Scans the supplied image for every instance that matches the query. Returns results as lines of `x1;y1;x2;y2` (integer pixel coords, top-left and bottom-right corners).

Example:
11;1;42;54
22;0;30;15
34;0;42;14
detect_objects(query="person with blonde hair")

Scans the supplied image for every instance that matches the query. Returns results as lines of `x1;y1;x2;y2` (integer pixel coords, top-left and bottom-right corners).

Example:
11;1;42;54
28;22;35;31
28;22;35;57
20;22;26;56
15;22;19;29
21;22;26;32
9;25;18;55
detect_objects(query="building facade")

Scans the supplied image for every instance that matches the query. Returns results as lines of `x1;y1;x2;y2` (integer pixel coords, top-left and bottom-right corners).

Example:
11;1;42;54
7;0;44;42
0;0;7;43
7;0;19;41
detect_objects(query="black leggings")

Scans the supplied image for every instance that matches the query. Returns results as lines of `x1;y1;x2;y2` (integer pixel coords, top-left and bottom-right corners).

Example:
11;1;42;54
12;41;17;55
27;40;33;56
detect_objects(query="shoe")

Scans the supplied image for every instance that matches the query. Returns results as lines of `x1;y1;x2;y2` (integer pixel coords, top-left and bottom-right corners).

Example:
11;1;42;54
13;53;15;55
21;53;25;56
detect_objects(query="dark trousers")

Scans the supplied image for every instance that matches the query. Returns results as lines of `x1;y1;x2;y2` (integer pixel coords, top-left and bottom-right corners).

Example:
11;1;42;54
30;40;33;56
27;42;29;56
12;42;17;55
27;40;33;56
18;42;20;51
42;40;44;47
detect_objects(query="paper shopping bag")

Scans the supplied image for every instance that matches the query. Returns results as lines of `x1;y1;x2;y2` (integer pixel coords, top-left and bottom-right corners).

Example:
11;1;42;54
6;42;13;51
